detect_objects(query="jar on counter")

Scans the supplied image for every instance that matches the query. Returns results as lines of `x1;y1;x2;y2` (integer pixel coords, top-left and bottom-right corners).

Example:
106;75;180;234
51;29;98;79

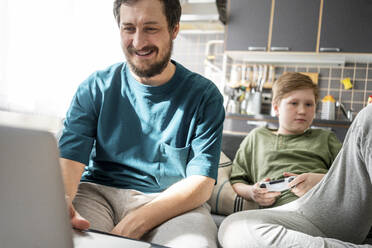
321;95;336;120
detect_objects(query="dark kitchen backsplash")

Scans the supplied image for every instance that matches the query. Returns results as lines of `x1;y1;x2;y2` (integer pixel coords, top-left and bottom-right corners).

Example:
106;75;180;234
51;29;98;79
173;32;372;120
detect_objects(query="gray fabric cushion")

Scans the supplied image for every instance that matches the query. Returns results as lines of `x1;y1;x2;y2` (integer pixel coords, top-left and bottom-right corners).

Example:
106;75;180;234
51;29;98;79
207;152;258;216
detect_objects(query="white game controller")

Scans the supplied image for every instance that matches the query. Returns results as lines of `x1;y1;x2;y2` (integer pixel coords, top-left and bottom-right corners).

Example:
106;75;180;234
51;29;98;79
259;176;296;192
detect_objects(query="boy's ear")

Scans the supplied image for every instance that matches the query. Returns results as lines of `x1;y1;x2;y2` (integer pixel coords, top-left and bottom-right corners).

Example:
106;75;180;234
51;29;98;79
272;102;280;116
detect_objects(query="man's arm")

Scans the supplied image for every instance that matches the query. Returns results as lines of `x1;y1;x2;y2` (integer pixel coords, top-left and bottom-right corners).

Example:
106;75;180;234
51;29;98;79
111;175;214;240
60;158;90;230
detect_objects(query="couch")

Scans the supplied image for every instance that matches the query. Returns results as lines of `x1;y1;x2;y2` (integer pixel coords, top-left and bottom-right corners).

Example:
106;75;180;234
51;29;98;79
208;132;256;227
210;132;372;245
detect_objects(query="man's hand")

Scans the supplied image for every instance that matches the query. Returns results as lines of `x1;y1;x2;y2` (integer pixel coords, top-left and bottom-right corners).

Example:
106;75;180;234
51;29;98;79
284;172;325;197
60;158;89;230
65;195;90;230
111;208;147;240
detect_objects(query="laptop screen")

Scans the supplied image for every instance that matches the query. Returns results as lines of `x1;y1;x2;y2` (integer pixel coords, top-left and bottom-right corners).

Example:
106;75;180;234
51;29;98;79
0;124;163;248
0;125;73;248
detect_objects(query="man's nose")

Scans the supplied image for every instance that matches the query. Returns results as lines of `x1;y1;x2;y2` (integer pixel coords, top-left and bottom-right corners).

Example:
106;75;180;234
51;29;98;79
132;31;147;49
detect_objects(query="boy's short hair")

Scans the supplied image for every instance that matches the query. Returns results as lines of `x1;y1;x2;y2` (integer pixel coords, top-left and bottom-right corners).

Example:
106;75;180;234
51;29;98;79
272;72;318;105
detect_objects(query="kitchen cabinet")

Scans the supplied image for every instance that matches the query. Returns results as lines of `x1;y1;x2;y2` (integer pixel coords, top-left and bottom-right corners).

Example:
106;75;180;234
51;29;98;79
270;0;320;52
226;0;372;54
225;0;272;51
319;0;372;53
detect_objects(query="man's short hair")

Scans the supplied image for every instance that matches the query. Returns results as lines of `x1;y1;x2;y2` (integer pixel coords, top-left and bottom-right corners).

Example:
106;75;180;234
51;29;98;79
272;72;319;105
113;0;181;31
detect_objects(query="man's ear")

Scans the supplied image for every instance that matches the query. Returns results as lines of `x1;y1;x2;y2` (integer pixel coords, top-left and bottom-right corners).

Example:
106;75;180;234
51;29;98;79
273;102;280;117
171;24;180;40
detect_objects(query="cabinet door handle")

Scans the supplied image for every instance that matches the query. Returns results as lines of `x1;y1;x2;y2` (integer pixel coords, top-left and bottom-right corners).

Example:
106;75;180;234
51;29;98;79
270;47;290;51
319;47;341;52
248;46;266;51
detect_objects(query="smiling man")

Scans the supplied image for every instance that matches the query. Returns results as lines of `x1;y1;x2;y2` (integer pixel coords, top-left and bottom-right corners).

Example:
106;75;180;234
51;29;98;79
58;0;224;247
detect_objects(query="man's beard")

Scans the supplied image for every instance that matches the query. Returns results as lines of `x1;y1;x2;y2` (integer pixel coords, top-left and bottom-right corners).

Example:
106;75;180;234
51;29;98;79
125;39;173;78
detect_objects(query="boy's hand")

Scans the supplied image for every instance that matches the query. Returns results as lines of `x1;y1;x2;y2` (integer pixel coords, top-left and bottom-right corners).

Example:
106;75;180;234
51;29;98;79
284;172;325;197
249;178;281;207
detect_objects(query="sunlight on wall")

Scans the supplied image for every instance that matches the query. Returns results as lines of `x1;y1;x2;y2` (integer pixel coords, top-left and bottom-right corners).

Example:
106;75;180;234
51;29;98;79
2;0;123;117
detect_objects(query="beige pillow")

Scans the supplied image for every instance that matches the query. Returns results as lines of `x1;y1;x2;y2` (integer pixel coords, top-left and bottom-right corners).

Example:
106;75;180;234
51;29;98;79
208;152;258;216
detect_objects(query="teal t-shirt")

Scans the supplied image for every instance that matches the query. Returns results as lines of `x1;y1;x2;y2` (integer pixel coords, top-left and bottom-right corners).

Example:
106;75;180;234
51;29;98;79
59;61;225;193
230;126;342;207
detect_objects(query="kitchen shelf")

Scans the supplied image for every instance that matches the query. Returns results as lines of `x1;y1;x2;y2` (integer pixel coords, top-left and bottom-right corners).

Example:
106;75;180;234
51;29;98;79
224;51;347;66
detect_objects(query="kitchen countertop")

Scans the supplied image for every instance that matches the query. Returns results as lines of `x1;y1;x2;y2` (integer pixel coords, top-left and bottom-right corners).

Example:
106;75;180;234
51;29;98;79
223;113;351;142
225;113;351;126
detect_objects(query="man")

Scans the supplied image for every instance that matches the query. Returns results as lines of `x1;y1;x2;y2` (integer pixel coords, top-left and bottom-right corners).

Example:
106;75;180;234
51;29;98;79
58;0;224;247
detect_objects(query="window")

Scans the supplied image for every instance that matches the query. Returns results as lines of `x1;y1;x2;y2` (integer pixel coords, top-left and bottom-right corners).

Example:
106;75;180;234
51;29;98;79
1;0;123;117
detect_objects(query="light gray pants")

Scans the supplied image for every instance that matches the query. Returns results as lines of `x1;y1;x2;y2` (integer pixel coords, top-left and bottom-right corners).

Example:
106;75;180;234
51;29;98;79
73;182;218;248
219;104;372;248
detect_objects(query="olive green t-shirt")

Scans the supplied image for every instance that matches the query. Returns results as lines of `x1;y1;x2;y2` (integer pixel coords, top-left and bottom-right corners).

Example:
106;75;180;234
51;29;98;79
230;126;342;207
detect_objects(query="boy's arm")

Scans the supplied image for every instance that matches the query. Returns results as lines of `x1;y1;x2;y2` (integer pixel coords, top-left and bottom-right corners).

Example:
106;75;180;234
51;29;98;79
232;182;254;200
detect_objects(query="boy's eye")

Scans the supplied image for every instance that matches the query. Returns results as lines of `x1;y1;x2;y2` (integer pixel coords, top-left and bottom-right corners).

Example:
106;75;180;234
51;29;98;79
290;102;298;106
306;103;314;107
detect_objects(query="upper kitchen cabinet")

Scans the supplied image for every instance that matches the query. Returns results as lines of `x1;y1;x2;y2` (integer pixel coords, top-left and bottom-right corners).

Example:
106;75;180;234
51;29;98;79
270;0;320;52
319;0;372;53
225;0;272;51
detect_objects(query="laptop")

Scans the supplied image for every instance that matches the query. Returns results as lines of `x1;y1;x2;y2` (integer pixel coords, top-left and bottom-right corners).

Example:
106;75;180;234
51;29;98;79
0;124;163;248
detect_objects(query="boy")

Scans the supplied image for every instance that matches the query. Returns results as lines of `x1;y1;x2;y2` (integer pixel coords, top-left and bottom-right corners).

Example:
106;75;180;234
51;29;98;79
230;72;342;207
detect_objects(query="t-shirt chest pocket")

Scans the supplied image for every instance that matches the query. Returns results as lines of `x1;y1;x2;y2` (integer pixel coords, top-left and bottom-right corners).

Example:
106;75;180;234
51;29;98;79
158;143;191;186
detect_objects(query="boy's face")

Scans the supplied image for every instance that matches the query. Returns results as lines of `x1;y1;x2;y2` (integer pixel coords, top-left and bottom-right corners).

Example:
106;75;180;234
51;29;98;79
273;88;316;135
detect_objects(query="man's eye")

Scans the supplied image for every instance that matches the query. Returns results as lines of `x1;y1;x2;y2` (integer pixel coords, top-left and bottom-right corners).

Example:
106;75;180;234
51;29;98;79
145;27;158;33
122;27;135;32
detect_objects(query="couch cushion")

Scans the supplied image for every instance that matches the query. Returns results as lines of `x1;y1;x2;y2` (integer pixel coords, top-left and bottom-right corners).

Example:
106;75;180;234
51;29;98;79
208;152;258;216
220;132;246;161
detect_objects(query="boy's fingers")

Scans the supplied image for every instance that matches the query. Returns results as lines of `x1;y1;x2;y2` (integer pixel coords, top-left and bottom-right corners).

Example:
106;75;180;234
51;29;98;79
259;198;276;206
283;172;297;177
289;176;306;187
256;191;280;199
265;192;281;198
